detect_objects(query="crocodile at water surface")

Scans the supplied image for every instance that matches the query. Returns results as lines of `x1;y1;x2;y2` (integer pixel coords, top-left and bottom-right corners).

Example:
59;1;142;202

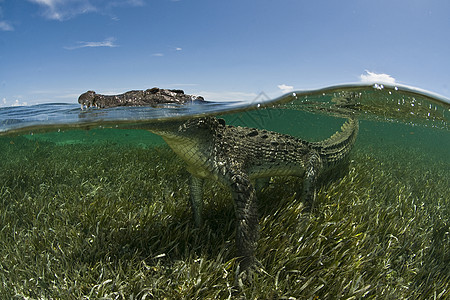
78;88;205;109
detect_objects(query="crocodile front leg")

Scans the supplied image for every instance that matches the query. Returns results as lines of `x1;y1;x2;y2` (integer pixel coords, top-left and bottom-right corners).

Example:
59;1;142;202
189;175;204;227
302;152;321;210
229;170;259;273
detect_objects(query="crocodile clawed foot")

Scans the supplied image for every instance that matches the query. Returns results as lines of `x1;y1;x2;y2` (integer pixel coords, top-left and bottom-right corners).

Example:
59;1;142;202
234;258;264;289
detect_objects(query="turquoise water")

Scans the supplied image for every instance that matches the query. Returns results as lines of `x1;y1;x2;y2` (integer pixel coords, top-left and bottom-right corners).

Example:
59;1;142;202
0;84;449;298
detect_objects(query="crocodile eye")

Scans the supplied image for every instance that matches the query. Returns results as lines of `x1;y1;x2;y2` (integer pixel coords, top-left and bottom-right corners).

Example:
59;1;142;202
247;130;258;137
197;119;208;129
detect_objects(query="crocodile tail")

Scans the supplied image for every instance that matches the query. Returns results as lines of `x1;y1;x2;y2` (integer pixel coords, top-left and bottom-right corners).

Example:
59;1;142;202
311;117;359;166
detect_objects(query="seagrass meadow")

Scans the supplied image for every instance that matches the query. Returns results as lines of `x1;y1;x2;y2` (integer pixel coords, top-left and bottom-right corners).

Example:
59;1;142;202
0;88;449;299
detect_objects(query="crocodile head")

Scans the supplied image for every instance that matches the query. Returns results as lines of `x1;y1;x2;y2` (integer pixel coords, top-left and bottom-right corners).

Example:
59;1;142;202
147;117;225;177
78;90;96;108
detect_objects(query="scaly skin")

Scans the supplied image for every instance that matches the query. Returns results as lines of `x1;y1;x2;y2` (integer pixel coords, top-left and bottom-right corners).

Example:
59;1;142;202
78;88;205;109
148;115;359;272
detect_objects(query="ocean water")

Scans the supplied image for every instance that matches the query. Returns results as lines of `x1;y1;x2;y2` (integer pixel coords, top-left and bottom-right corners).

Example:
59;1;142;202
0;84;449;298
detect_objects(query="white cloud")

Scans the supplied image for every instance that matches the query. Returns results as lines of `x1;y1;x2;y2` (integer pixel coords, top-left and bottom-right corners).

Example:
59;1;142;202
28;0;144;21
360;70;396;85
28;0;95;21
154;47;182;56
64;37;118;50
277;84;294;94
11;99;28;107
0;20;13;31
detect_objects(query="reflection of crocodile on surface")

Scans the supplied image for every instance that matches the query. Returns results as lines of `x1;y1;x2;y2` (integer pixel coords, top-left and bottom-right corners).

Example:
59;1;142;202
77;89;359;278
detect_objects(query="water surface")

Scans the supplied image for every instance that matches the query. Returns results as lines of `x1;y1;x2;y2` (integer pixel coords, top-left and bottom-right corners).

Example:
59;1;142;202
0;84;448;299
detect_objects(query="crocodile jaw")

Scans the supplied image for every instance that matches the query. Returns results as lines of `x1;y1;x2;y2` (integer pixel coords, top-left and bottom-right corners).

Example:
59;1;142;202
159;135;216;180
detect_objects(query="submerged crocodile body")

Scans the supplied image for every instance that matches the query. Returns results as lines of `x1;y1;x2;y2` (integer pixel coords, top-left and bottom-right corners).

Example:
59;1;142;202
78;88;205;109
147;115;359;271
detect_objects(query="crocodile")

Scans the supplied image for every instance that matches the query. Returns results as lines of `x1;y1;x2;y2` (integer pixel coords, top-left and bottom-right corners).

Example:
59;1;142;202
78;88;205;109
146;114;359;273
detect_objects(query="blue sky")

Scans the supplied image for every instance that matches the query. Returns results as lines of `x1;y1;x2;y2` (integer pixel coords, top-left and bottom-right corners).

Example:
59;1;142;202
1;0;449;106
